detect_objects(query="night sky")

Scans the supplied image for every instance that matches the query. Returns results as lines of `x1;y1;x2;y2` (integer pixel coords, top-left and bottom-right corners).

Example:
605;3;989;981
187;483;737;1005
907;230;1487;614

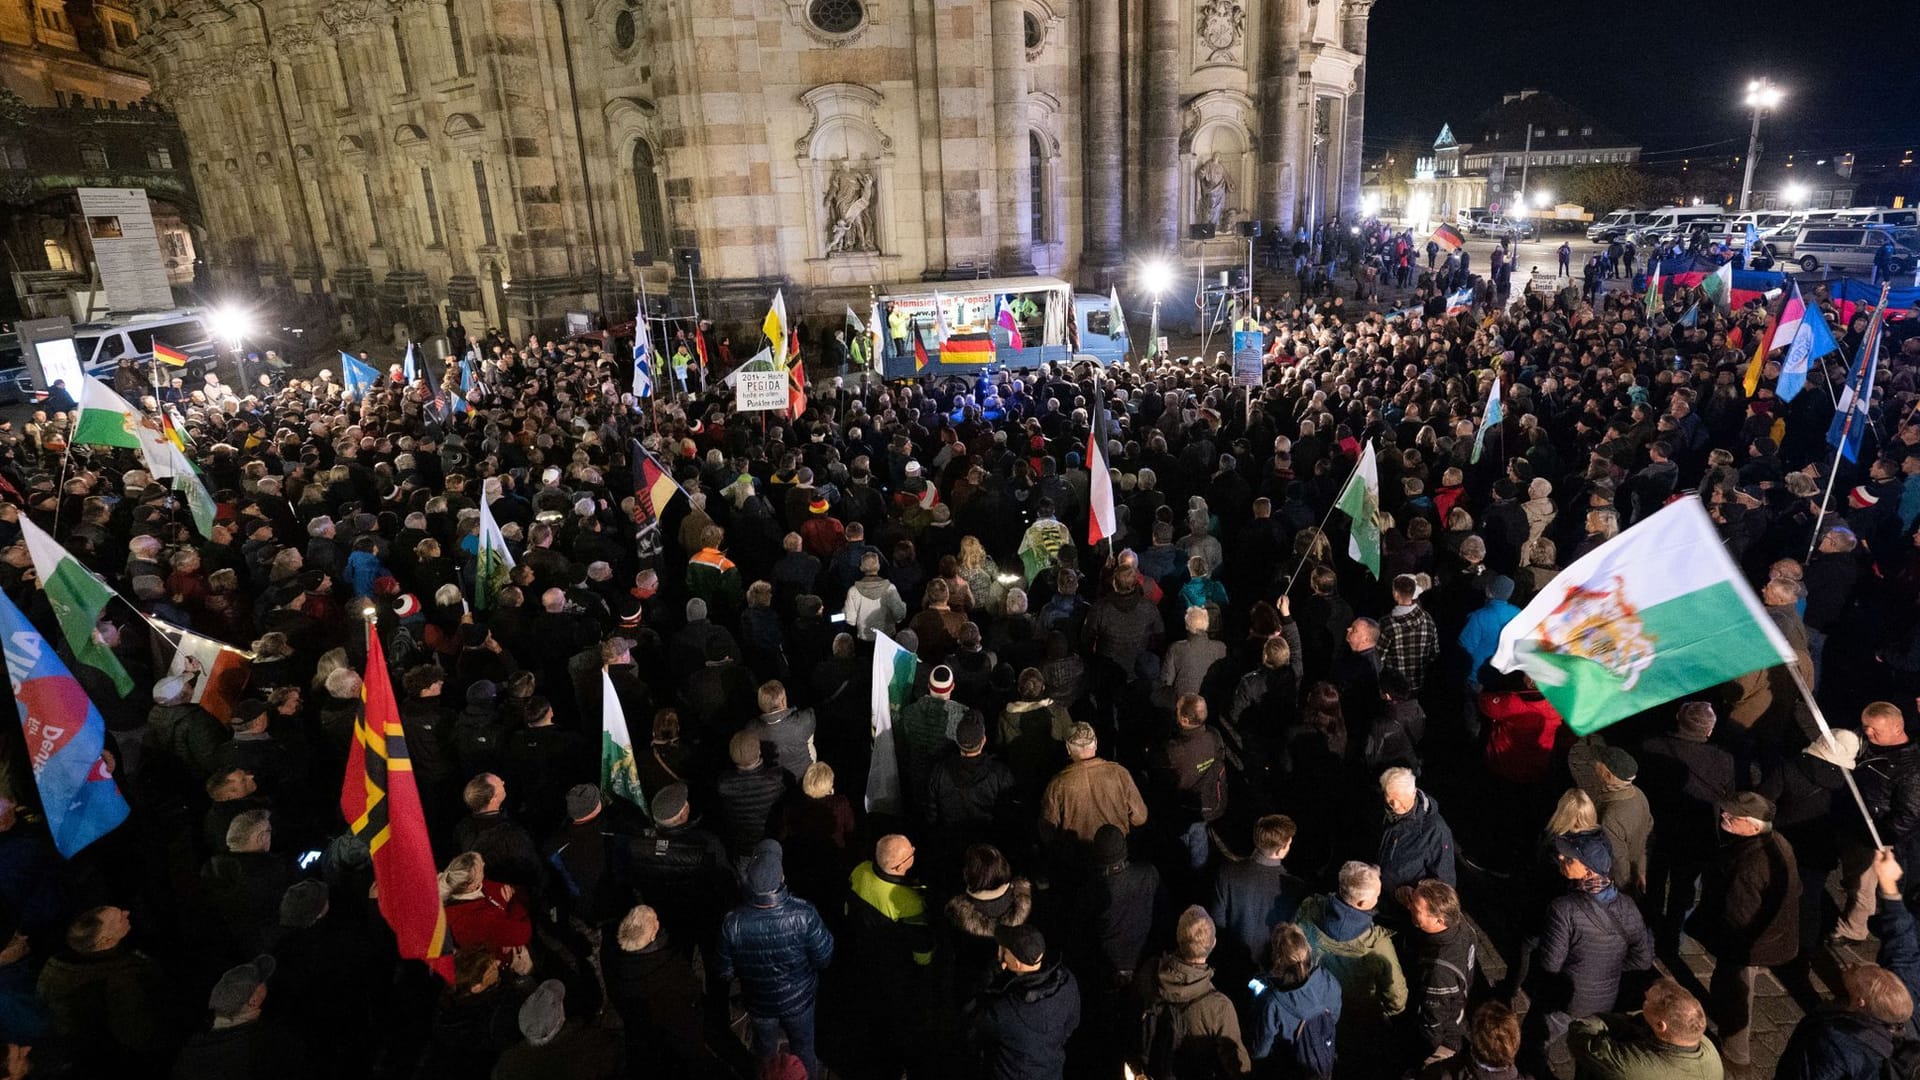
1364;0;1920;165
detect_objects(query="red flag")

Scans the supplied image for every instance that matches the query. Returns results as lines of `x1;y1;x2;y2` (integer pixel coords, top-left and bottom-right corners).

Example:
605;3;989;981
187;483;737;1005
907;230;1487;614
788;356;809;419
693;332;710;375
342;621;453;980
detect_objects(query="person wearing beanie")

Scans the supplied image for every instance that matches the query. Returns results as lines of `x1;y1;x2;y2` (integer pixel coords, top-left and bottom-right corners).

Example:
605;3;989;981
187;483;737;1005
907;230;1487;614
716;730;793;858
1532;827;1653;1071
1761;729;1859;955
926;715;1019;858
966;923;1081;1080
897;665;969;810
1638;702;1737;953
1070;824;1165;997
717;839;835;1079
1691;791;1799;1071
266;878;390;1077
491;977;621;1080
626;784;734;959
539;784;633;929
1457;574;1521;691
1295;861;1407;1074
798;495;846;560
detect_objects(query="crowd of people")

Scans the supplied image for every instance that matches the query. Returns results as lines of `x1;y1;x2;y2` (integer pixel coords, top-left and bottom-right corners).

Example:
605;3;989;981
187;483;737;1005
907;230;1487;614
1;260;1919;1080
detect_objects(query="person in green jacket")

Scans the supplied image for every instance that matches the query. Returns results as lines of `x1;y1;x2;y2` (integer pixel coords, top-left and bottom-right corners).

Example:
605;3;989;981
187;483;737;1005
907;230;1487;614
1297;860;1407;1074
1568;976;1724;1080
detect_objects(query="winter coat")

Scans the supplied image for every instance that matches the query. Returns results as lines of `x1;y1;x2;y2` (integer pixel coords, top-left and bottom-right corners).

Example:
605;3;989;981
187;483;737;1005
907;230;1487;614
947;879;1034;996
453;812;545;895
345;548;387;597
601;934;706;1073
35;946;168;1071
1538;886;1654;1018
715;763;790;857
1086;591;1163;673
1853;738;1920;847
1136;954;1251;1076
927;752;1019;838
717;886;835;1018
898;694;968;801
490;1021;624;1080
1377;791;1457;896
843;576;908;641
1039;757;1149;850
1246;964;1343;1065
1638;733;1737;858
1207;857;1308;986
748;707;818;781
1414;922;1477;1053
1691;828;1800;967
1163;637;1228;701
1776;1010;1907;1080
1480;690;1563;784
1296;893;1407;1043
1567;1012;1723;1080
147;701;230;786
1154;725;1228;824
967;960;1082;1080
999;697;1072;793
444;880;533;960
1073;860;1165;984
170;1017;314;1080
1458;599;1520;686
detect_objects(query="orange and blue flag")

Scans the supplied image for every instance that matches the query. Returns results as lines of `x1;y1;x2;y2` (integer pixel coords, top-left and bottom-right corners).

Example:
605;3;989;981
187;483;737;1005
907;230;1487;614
341;621;453;980
0;590;128;857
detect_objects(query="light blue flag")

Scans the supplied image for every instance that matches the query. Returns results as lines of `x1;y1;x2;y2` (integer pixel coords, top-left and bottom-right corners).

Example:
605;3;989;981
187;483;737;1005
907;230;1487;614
340;351;379;398
454;357;472;414
1828;300;1887;463
403;342;417;383
0;589;129;857
1777;301;1840;404
1471;376;1503;464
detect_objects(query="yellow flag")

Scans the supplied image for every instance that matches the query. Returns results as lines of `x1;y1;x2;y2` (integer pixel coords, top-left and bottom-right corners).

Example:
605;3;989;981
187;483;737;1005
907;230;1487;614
762;289;788;357
1742;314;1770;397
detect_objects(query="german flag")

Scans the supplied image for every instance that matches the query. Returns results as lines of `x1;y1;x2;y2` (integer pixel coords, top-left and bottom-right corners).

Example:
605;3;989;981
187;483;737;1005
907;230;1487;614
633;440;681;527
913;335;930;372
341;620;452;980
1431;224;1465;252
940;330;996;363
153;343;189;367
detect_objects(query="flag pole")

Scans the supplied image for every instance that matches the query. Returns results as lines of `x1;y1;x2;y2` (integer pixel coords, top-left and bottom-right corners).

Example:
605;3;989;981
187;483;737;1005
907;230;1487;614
1282;444;1370;598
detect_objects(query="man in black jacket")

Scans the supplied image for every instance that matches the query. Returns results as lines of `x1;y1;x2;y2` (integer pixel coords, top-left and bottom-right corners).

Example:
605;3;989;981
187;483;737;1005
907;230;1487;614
926;716;1018;861
716;731;792;858
1639;702;1737;953
1404;878;1477;1066
967;924;1081;1080
454;773;546;897
1207;813;1306;997
1837;701;1920;943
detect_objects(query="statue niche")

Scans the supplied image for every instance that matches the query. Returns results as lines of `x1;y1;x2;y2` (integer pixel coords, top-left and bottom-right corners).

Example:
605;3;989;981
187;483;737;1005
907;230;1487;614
823;160;878;255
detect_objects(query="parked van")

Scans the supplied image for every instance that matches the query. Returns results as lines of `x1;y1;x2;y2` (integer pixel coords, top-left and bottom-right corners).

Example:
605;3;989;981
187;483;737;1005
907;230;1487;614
1632;206;1726;244
1815;206;1920;230
1587;209;1652;243
1791;226;1920;275
2;309;218;402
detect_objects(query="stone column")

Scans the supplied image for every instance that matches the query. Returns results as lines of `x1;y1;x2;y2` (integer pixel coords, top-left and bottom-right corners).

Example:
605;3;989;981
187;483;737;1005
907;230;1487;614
1083;0;1123;263
1338;0;1372;219
1142;0;1181;249
1259;0;1300;234
991;0;1035;274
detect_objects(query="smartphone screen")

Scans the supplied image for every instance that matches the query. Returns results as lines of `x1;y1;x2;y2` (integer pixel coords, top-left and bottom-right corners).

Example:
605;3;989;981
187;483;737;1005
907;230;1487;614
1247;977;1265;995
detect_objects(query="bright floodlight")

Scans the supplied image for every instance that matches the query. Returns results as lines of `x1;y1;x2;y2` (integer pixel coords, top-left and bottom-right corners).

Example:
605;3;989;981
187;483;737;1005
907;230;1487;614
209;305;254;347
1139;259;1174;296
1533;190;1553;208
1783;182;1809;205
1361;193;1380;217
1745;81;1783;109
1407;193;1432;227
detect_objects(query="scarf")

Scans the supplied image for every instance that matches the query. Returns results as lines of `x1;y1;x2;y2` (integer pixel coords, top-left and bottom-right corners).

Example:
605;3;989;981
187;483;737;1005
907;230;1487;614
1574;870;1618;903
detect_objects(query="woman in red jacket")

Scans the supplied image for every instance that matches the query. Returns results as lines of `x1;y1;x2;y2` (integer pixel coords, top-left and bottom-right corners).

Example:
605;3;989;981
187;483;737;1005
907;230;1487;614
440;851;533;965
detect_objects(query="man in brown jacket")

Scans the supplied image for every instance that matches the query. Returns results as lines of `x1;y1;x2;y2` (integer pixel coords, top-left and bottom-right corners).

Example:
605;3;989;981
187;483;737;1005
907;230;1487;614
1688;790;1799;1073
1039;723;1147;865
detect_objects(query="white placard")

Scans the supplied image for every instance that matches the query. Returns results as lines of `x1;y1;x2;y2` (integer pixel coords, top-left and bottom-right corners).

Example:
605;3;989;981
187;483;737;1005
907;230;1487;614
76;188;174;312
735;370;788;412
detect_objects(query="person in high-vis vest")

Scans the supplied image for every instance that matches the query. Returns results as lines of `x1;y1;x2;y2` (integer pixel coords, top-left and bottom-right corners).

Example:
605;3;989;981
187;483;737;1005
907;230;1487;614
887;304;910;359
846;834;937;1074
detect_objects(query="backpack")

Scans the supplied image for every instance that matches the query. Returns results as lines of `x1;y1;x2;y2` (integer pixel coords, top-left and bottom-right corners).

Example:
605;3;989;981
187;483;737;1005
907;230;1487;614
1138;997;1192;1080
1286;1007;1338;1080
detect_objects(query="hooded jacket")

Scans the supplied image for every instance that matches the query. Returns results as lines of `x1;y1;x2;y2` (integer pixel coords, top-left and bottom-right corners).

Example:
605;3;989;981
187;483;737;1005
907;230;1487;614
843;576;907;641
1568;1012;1723;1080
947;879;1033;995
1296;893;1407;1030
1246;962;1343;1064
1136;953;1251;1076
716;842;835;1018
967;960;1082;1080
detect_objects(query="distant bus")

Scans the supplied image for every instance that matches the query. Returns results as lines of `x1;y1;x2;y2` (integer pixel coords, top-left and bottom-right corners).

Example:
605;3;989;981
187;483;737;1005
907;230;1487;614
875;276;1126;377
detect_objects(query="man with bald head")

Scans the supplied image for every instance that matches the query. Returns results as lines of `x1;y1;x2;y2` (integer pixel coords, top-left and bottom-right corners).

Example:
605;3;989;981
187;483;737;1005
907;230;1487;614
847;834;936;1073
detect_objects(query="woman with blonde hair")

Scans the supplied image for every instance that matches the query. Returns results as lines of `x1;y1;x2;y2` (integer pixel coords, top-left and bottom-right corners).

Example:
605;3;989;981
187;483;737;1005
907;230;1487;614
440;851;533;966
780;761;855;908
956;535;1004;614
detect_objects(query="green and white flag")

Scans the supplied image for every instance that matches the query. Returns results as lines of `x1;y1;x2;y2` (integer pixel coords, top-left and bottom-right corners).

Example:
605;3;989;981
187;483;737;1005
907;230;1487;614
1492;496;1794;735
475;492;514;611
1703;261;1733;315
1333;442;1380;578
599;667;646;812
18;516;132;694
864;630;918;816
73;378;170;463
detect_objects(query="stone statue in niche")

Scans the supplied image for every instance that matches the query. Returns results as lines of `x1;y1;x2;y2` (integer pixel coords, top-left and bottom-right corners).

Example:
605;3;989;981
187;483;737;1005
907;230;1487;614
1195;0;1244;62
1196;154;1233;230
824;161;878;254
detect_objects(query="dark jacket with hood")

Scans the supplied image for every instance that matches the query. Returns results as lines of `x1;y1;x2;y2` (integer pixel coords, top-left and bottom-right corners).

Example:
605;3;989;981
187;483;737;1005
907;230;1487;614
946;878;1033;997
1135;953;1251;1076
1246;962;1343;1065
967;959;1082;1080
716;840;835;1018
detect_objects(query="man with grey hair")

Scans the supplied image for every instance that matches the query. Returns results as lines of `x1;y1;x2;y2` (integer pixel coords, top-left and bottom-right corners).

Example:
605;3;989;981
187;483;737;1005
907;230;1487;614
1297;860;1407;1071
1376;766;1457;900
201;809;296;955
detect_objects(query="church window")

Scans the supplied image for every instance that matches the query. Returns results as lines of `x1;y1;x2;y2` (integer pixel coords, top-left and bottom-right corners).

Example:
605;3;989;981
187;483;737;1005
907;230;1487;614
806;0;864;35
615;9;637;50
1029;133;1047;242
632;141;669;258
1023;12;1042;49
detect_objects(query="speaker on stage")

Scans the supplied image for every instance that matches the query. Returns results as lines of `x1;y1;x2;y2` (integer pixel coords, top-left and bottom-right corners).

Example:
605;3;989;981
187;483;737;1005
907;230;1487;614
632;250;655;267
674;248;701;272
1188;223;1217;240
1238;220;1262;238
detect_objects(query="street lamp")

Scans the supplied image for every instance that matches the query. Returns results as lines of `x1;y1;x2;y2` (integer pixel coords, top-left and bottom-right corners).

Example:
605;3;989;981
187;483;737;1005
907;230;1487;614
1739;78;1785;212
1533;190;1553;208
1783;181;1809;207
1140;258;1173;359
208;304;255;387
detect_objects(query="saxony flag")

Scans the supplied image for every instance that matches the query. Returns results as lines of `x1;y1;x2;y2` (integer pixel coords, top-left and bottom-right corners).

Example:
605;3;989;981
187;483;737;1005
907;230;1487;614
18;516;132;695
864;630;918;816
1333;442;1380;578
1492;496;1794;735
475;490;515;610
600;667;645;811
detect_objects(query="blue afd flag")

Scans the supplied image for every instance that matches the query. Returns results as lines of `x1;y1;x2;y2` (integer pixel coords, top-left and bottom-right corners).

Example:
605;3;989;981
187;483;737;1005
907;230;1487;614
1828;298;1888;462
403;342;417;383
340;352;379;398
454;356;472;414
0;590;128;857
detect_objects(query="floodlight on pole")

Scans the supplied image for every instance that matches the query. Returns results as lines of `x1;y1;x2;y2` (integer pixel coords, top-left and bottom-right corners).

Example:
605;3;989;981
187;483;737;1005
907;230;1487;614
1738;78;1785;212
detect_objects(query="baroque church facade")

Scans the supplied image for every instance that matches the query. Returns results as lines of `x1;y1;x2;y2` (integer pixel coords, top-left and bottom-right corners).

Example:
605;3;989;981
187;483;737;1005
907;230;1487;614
130;0;1369;338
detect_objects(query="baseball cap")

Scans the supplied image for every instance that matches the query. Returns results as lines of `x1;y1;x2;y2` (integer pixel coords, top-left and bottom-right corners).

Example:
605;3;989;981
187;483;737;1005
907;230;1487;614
208;955;276;1018
994;924;1046;966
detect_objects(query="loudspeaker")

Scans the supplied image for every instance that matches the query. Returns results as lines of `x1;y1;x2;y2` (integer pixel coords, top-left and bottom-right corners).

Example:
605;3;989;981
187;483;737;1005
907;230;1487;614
1188;223;1217;240
1238;220;1262;238
631;250;654;267
674;247;701;271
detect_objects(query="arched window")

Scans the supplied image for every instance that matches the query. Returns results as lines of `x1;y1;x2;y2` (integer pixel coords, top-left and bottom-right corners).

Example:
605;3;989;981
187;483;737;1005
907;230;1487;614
446;1;469;76
1029;132;1048;243
43;240;72;272
632;140;669;258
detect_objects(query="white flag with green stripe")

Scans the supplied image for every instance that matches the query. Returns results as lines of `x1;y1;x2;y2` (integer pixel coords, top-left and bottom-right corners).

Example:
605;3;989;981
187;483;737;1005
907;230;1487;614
1492;496;1792;735
865;630;918;815
599;668;646;812
475;493;514;610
